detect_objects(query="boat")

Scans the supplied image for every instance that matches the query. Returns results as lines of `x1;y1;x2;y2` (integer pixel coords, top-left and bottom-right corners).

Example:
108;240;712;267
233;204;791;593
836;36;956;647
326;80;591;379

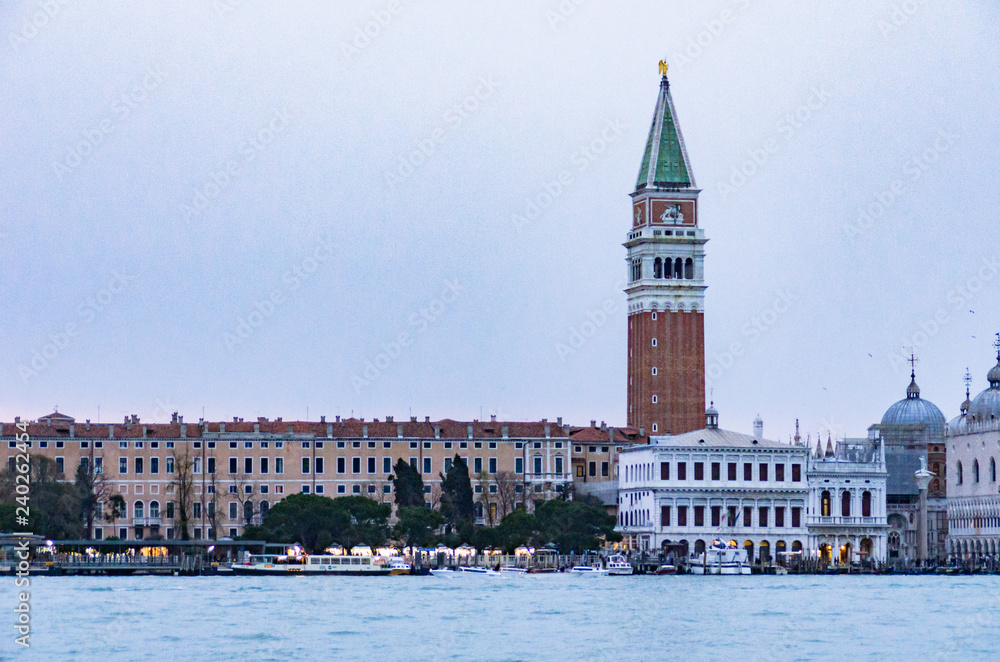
429;567;457;576
569;565;608;575
387;559;412;575
499;566;528;574
688;540;752;575
774;565;789;575
231;553;393;576
655;564;677;575
607;554;634;576
456;566;499;575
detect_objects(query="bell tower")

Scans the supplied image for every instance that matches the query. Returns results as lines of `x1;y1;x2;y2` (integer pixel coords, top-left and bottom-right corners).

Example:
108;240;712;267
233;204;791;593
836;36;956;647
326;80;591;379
626;63;706;436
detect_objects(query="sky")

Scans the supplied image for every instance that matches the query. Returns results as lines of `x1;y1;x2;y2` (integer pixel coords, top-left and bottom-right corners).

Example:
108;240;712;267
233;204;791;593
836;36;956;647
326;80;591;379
2;1;999;443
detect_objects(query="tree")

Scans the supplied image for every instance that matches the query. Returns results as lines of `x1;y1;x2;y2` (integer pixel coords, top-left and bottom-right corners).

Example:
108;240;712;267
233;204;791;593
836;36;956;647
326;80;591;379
533;499;620;554
492;471;520;522
106;494;126;534
170;447;195;540
0;456;81;538
252;494;390;553
332;496;391;550
497;508;538;553
475;470;497;526
391;459;425;508
393;506;442;550
439;455;474;533
75;458;109;539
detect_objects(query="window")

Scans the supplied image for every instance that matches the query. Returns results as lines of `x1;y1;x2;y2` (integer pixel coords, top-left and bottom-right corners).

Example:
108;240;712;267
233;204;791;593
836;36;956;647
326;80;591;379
974;459;980;483
533;456;543;475
775;464;784;481
260;458;269;474
651;367;658;376
821;491;831;517
727;506;737;527
841;491;851;517
516;458;524;474
229;458;238;474
744;506;753;527
134;501;144;518
150;457;159;474
791;507;801;528
489;458;497;474
601;461;609;477
337;485;346;494
991;457;997;482
474;458;483;474
652;395;658;404
660;506;670;527
193;457;202;474
743;463;752;481
275;442;283;449
94;457;103;474
134;458;143;474
862;491;872;517
166;457;174;474
207;458;216;474
555;456;564;475
383;457;391;474
728;462;737;481
259;442;267;449
120;442;128;449
229;442;237;449
694;463;704;480
135;442;143;449
758;464;768;481
275;458;284;474
651;338;657;347
229;502;237;519
244;442;253;449
711;462;720;481
315;458;324;474
758;507;768;528
651;424;658;433
302;486;310;494
193;502;201;519
119;458;128;474
589;461;596;477
337;457;346;473
244;458;253;474
711;506;721;527
302;458;310;474
423;457;432;474
660;462;670;480
56;457;65;474
694;506;704;527
316;485;325;494
677;462;686;480
166;502;174;519
957;461;963;485
352;457;361;474
677;506;687;526
792;464;801;482
775;507;785;528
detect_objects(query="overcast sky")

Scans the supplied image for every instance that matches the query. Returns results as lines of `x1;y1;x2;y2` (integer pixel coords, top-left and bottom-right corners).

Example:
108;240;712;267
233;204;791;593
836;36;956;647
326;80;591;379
2;1;998;442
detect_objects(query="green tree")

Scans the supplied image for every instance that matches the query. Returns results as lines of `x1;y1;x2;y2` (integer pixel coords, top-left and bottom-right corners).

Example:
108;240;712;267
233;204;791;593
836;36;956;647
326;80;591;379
393;506;442;550
332;495;391;550
0;456;81;538
497;508;538;553
533;499;619;554
258;493;351;553
439;455;474;532
391;459;425;508
106;494;126;533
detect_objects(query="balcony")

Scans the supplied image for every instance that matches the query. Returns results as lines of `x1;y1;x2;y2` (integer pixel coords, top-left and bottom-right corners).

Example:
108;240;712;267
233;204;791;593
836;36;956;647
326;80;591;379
133;517;162;526
526;472;572;483
807;516;884;527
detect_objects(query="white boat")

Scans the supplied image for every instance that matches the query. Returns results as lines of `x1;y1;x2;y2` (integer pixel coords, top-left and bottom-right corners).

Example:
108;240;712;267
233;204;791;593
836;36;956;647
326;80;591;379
655;564;677;575
688;540;752;575
606;554;634;576
387;559;412;575
569;565;608;575
429;567;457;576
231;553;393;576
499;566;528;574
457;566;500;575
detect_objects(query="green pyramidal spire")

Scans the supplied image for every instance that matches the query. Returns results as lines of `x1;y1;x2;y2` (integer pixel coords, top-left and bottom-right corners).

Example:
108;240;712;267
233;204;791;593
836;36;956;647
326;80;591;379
635;72;695;191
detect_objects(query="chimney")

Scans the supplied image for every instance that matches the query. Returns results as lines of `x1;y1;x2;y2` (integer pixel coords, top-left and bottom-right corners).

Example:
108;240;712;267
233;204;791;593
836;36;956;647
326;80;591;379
86;419;91;431
490;414;496;423
336;415;341;423
753;415;763;440
178;415;183;425
557;416;562;426
600;421;607;432
410;416;417;423
590;420;597;428
425;416;430;423
233;416;239;423
276;417;282;422
386;415;393;423
131;414;139;425
609;426;614;443
258;417;267;423
172;412;178;424
320;415;326;423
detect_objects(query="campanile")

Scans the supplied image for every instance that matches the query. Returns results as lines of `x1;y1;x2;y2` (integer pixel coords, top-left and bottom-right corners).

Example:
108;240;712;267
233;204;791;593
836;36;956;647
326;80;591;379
626;63;706;435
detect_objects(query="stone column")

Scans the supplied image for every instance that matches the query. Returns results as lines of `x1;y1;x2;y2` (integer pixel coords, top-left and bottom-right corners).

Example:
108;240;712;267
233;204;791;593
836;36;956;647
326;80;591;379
915;459;934;566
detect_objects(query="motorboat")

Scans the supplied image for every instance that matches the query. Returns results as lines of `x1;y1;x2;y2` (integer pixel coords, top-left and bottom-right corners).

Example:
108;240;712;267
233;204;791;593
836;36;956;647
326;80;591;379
569;565;608;575
457;566;500;575
606;554;634;576
688;540;752;575
231;553;393;576
388;559;412;575
499;566;528;574
655;564;677;575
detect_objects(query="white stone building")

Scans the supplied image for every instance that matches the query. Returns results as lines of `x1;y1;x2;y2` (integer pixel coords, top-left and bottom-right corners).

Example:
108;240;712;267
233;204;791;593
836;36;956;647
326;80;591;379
616;408;811;563
806;436;889;565
945;346;1000;563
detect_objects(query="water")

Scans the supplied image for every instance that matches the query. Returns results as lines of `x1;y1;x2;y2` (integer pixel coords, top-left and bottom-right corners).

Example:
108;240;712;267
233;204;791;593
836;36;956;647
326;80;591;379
5;574;999;660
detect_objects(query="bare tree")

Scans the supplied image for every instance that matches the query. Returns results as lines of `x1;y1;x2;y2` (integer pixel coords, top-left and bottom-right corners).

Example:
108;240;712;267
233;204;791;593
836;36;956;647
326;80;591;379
476;470;497;526
205;470;223;539
229;471;260;530
170;447;195;540
75;449;111;539
493;471;519;521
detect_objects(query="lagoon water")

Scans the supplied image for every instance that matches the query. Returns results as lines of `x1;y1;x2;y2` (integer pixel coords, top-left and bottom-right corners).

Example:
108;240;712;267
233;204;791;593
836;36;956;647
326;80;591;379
7;574;1000;660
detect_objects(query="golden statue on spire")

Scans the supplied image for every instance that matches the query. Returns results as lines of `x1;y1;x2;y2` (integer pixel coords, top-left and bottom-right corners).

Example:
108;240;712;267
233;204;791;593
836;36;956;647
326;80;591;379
658;60;668;77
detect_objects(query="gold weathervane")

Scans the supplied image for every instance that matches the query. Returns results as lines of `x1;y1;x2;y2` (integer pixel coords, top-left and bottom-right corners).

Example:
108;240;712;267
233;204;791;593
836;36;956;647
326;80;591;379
658;60;668;76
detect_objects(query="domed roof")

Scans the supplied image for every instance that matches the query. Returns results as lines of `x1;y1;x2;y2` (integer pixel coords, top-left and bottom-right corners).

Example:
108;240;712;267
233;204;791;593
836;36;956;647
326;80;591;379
968;353;1000;423
881;373;946;437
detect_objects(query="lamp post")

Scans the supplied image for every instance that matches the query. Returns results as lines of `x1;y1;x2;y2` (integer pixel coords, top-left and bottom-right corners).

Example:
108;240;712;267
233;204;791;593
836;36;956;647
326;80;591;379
914;457;935;566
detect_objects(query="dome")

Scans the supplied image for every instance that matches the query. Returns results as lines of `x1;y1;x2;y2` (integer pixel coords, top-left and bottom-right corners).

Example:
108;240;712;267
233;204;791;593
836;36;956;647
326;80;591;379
968;356;1000;423
880;374;946;437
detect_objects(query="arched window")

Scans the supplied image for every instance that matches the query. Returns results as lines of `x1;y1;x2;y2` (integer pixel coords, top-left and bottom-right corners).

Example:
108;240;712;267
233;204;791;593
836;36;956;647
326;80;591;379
957;461;963;485
149;501;160;519
654;257;662;279
260;500;269;517
991;457;997;482
862;491;872;517
821;491;831;517
674;258;683;279
134;501;144;519
841;490;851;517
684;258;694;279
974;459;980;483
